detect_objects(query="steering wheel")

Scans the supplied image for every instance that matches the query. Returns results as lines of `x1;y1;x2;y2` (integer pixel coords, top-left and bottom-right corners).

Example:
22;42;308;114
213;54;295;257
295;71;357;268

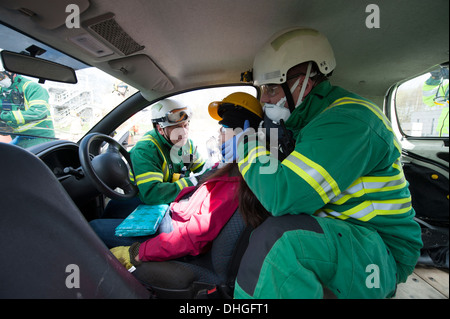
79;133;138;200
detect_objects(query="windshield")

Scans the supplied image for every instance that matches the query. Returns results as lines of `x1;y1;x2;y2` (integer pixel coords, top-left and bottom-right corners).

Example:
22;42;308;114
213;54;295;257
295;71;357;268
0;23;137;149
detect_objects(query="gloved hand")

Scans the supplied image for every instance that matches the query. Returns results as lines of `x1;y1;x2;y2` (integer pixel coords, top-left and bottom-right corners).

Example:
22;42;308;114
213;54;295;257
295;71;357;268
110;246;133;270
186;159;212;186
172;173;183;182
110;242;141;270
188;174;198;186
221;120;250;163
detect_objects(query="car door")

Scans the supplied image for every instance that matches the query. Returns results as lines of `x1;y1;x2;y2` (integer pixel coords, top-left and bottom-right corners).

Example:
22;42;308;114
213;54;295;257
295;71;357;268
385;63;449;269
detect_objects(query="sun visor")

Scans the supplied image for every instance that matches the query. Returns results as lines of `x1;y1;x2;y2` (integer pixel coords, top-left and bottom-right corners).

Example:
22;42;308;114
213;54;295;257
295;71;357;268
0;0;90;30
108;54;174;92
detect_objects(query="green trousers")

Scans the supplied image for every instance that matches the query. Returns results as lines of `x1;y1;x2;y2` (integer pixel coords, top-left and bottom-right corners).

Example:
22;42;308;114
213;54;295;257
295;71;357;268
234;214;398;299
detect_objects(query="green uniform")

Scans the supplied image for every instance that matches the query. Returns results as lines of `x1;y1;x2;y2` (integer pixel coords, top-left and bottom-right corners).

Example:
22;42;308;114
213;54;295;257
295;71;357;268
235;81;423;298
130;129;205;205
422;76;449;136
0;75;55;147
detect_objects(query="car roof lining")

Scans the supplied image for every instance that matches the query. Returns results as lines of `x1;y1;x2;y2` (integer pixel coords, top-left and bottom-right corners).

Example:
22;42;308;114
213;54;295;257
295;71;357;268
0;0;448;103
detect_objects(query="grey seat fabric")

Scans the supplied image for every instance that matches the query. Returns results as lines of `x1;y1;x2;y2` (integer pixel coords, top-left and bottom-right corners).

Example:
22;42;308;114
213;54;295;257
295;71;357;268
132;209;250;298
0;142;149;299
174;208;247;283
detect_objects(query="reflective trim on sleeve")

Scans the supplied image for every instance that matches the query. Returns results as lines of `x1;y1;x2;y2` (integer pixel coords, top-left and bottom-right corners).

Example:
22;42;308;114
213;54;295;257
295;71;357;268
282;150;340;204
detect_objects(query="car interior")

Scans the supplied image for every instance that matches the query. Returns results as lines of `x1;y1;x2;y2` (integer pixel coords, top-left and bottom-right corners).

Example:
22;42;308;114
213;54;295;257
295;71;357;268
0;0;448;299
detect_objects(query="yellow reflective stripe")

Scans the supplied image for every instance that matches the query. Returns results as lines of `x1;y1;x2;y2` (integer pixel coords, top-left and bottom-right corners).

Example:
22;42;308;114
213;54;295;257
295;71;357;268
129;170;135;182
247;146;269;163
349;197;412;221
139;135;170;182
322;97;402;154
175;178;189;190
317;209;348;220
12;118;53;133
321;197;412;222
283;158;328;201
282;151;340;204
22;81;32;110
12;110;25;125
191;157;205;171
238;146;270;177
332;161;406;205
422;84;437;97
21;81;51;110
161;162;169;182
238;159;250;177
27;99;51;108
135;172;164;185
22;81;32;90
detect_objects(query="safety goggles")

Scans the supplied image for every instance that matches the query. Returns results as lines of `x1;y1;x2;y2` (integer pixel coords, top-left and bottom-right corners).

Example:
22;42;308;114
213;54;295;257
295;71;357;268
260;84;281;97
166;107;190;124
260;72;308;97
154;107;190;125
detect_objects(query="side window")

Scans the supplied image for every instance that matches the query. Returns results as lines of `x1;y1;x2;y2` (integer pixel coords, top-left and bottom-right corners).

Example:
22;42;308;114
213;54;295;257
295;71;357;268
114;85;257;161
394;66;449;138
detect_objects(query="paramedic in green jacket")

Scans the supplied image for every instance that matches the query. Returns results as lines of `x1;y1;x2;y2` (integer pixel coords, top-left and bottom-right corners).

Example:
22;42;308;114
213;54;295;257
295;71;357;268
422;68;449;136
130;98;205;205
0;71;55;148
231;27;423;299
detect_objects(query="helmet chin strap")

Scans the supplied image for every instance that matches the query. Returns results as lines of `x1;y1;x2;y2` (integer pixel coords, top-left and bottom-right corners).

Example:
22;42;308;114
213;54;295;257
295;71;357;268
296;62;313;107
281;82;296;113
280;62;314;112
157;125;173;145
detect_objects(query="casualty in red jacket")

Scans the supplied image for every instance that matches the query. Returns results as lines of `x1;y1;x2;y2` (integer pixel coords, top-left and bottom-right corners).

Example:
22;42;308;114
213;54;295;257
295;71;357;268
138;173;240;261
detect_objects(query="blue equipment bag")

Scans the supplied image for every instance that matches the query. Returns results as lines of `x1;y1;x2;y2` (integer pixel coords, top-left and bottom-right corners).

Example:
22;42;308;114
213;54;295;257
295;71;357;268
115;204;169;237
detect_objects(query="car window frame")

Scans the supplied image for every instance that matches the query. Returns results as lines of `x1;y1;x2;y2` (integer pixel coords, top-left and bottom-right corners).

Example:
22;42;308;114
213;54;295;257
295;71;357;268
385;66;449;144
106;83;259;154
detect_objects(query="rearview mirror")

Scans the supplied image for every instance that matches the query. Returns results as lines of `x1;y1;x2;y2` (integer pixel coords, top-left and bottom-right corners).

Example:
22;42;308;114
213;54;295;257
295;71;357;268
1;50;77;84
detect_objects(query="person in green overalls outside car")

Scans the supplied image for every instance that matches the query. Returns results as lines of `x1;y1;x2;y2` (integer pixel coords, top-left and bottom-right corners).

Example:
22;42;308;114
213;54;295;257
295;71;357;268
422;68;449;137
0;69;55;148
231;27;423;299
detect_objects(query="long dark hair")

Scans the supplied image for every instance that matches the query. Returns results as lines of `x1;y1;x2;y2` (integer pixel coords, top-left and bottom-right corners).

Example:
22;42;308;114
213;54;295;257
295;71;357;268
199;163;270;228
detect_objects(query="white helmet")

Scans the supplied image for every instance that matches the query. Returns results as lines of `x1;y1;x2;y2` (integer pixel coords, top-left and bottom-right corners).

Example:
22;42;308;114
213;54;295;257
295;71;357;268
151;98;191;128
253;27;336;85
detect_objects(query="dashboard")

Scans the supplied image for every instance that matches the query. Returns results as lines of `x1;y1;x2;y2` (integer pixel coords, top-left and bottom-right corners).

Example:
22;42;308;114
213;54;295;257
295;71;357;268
29;140;103;220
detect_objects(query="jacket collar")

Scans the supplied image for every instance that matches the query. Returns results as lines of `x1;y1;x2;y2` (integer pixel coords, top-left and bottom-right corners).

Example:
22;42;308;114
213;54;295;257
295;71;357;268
285;80;333;130
153;128;173;149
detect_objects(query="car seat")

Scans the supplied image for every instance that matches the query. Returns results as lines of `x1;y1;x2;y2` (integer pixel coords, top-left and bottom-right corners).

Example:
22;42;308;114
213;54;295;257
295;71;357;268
0;142;150;298
131;208;253;298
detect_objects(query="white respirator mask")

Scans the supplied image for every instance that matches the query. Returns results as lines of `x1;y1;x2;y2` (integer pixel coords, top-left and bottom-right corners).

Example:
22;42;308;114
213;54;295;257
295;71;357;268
263;62;315;124
0;77;12;88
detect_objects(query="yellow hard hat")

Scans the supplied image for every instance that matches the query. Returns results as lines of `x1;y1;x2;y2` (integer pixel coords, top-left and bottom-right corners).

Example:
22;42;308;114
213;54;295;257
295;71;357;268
208;92;263;121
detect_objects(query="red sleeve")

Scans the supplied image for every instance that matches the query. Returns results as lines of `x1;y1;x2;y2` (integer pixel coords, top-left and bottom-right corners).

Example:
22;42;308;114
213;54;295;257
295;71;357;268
138;178;239;261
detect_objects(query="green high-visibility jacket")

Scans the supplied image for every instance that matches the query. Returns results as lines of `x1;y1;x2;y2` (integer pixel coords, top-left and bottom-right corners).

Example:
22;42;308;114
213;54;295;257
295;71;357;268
422;76;449;136
238;81;422;281
0;75;54;139
130;129;205;205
